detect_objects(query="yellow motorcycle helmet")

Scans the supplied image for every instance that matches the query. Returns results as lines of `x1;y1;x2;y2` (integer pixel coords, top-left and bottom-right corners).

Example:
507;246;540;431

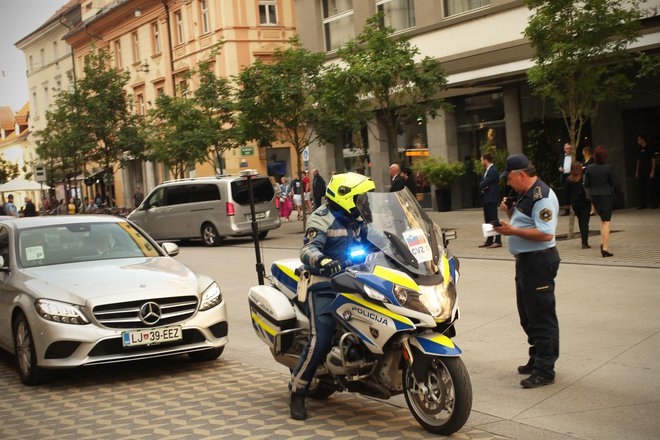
325;172;376;215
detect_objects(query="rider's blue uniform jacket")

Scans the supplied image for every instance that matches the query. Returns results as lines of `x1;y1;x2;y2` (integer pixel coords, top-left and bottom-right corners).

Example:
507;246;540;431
300;204;369;276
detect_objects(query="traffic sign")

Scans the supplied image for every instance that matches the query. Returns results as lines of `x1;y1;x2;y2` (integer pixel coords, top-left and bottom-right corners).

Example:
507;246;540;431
34;164;47;182
241;146;254;156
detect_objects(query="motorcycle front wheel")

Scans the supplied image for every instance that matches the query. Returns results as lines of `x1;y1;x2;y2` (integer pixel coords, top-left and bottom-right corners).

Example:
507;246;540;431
403;356;472;435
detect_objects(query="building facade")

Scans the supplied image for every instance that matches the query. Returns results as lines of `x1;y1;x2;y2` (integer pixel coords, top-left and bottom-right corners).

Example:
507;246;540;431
295;0;660;209
65;0;298;208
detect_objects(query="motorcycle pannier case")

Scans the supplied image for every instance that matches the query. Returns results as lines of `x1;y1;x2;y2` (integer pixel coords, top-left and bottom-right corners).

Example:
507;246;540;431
248;285;297;351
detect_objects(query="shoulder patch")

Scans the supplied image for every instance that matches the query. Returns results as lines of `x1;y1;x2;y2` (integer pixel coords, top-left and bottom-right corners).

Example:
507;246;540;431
533;185;543;200
539;208;553;222
306;229;318;239
317;206;329;216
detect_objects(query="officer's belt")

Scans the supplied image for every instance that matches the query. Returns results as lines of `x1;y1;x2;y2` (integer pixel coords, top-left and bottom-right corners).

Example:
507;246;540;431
514;246;556;260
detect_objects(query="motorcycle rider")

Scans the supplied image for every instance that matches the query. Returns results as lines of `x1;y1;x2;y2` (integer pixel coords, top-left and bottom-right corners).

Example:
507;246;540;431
289;172;376;420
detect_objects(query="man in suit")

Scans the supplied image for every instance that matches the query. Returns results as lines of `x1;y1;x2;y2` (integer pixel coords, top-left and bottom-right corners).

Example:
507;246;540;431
478;153;502;248
389;163;405;192
311;169;326;209
557;143;573;215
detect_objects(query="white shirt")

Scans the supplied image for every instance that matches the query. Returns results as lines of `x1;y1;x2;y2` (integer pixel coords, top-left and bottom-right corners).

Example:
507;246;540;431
562;155;572;174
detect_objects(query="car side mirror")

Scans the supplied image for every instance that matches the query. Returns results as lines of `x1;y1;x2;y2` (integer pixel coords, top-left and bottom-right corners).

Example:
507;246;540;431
161;242;179;257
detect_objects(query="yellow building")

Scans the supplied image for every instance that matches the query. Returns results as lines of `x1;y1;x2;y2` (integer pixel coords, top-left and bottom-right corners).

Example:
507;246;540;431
65;0;299;208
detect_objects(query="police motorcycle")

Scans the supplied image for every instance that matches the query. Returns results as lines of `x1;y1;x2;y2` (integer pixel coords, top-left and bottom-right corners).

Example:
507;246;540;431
248;189;472;435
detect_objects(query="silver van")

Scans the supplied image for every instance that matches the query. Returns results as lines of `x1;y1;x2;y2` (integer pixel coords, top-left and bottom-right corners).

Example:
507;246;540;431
128;175;280;246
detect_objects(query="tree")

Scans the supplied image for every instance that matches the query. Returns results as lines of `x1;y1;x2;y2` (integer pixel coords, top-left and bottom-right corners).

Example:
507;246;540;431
193;59;240;174
524;0;653;151
0;157;19;184
78;49;144;197
236;38;355;225
144;94;216;179
35;75;94;196
337;14;449;159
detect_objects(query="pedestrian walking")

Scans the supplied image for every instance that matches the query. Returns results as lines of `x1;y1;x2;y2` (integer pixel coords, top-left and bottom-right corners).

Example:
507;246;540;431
584;145;617;257
565;161;591;249
23;196;37;217
312;169;326;209
133;185;145;208
634;134;657;209
494;154;560;389
477;152;502;249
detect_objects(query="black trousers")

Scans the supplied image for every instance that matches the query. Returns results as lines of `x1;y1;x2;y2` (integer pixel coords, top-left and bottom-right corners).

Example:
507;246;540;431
290;290;335;395
638;173;657;208
482;202;501;244
515;247;560;379
571;199;591;245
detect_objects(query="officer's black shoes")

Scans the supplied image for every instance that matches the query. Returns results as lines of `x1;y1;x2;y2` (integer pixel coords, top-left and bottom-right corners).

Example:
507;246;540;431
521;374;554;388
517;361;534;375
290;392;307;420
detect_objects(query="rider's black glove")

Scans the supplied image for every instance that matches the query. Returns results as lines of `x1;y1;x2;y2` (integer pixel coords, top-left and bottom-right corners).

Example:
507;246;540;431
319;258;342;276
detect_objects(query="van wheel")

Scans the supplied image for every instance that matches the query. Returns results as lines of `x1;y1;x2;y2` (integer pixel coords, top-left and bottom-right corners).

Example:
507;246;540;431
258;231;268;240
201;223;222;247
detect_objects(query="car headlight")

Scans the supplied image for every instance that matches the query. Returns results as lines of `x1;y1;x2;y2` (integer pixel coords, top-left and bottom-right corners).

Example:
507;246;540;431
35;299;90;325
363;285;389;303
199;282;222;311
418;283;456;322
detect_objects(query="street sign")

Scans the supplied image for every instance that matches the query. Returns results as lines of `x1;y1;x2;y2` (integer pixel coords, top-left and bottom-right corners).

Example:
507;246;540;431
302;147;309;161
241;146;254;156
34;164;47;182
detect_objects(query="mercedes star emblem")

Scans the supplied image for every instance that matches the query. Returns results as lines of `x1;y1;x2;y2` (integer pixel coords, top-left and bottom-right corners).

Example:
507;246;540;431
139;301;162;325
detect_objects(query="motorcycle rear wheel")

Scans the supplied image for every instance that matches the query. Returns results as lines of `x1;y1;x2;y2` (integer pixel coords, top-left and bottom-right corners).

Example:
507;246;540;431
403;356;472;435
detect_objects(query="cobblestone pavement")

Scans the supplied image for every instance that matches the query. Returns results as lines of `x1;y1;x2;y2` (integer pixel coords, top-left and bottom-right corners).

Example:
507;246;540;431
0;352;509;440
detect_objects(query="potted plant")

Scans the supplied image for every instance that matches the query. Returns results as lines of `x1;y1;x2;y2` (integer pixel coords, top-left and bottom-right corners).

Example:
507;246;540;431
414;157;466;211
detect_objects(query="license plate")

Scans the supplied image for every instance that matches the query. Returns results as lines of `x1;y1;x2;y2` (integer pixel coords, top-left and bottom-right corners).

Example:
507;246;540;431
122;326;182;347
247;212;266;220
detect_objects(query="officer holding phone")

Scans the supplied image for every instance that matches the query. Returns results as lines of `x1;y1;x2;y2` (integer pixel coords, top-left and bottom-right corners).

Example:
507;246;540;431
494;154;560;389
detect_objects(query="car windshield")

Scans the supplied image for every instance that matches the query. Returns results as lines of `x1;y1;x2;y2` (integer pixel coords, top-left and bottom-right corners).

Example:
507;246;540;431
356;190;445;276
18;222;160;268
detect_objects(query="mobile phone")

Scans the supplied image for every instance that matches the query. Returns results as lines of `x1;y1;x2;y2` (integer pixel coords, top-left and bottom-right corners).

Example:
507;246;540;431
490;220;502;227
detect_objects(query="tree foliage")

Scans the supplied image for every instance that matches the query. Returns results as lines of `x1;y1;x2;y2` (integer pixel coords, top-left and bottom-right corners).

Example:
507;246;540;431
524;0;651;150
0;157;19;184
144;94;216;179
338;13;449;154
193;58;239;173
35;76;94;187
79;49;144;174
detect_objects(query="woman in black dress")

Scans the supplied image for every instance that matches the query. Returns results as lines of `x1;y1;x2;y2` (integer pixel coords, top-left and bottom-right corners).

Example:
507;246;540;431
566;161;591;249
584;145;615;257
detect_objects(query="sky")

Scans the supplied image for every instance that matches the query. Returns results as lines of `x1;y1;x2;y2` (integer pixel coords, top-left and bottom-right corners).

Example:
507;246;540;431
0;0;60;112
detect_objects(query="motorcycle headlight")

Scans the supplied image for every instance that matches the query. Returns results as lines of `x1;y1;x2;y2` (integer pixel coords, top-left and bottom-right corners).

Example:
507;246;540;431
418;283;456;322
35;299;89;325
199;282;222;311
363;285;389;303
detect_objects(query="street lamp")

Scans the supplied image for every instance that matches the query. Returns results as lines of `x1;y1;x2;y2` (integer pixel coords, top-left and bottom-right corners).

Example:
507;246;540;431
240;169;265;285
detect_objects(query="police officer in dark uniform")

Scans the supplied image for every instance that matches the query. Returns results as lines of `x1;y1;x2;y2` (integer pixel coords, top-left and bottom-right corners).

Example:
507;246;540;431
494;154;561;388
289;172;376;419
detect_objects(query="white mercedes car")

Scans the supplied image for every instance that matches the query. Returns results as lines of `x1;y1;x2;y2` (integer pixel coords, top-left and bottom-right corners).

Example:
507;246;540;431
0;215;228;385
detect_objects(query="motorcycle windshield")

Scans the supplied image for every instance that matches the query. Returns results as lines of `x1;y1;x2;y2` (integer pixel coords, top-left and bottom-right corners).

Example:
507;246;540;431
356;190;445;276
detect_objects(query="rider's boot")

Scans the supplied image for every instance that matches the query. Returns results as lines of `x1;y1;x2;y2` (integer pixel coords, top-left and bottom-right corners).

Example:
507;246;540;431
290;392;307;420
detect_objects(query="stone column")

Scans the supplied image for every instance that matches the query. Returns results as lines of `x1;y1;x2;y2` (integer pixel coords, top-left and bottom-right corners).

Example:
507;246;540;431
427;110;459;209
504;84;523;154
144;161;156;192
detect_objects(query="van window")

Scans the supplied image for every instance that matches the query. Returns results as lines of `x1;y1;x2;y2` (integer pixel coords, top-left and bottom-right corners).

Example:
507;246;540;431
146;187;165;207
231;177;275;205
191;184;221;202
165;185;191;206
